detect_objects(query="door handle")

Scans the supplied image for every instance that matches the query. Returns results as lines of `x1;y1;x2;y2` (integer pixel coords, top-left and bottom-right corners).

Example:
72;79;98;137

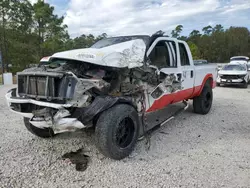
177;73;182;82
191;70;193;78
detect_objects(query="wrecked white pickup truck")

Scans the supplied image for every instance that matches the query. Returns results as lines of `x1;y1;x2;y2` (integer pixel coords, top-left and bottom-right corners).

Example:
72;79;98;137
6;32;217;160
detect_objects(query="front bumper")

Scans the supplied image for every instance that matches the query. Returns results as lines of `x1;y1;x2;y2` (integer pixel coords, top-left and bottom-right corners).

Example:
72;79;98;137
5;89;86;134
216;77;246;84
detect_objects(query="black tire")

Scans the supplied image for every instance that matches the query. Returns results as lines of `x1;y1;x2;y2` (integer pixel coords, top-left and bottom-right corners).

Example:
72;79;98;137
193;82;213;115
95;104;139;160
24;117;55;138
216;83;220;87
243;82;248;88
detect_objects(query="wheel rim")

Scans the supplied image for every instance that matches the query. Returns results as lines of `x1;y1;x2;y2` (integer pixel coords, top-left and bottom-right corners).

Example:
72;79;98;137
115;117;135;148
204;92;211;108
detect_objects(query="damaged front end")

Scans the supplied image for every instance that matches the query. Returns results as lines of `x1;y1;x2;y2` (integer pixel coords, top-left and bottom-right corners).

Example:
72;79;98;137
6;56;155;134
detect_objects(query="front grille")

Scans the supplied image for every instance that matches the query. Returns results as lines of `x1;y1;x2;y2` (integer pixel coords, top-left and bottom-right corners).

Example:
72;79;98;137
17;72;77;101
18;75;57;99
220;75;243;79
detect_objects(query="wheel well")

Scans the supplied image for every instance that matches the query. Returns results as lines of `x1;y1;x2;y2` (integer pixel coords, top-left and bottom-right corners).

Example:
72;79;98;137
92;101;137;126
206;77;213;88
196;75;213;97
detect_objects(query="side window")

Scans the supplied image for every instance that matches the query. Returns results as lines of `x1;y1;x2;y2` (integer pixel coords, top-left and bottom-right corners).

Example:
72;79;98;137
179;43;190;66
149;40;177;69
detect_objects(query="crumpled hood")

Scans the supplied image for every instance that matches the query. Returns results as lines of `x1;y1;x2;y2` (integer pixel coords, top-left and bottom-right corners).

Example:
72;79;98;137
51;39;146;68
218;70;247;75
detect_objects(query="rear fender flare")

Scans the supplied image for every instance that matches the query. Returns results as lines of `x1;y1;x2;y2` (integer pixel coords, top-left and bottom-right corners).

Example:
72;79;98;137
196;74;213;96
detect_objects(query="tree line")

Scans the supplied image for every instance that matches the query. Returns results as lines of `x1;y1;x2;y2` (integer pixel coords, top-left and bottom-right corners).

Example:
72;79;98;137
171;24;250;63
0;0;107;73
0;0;249;73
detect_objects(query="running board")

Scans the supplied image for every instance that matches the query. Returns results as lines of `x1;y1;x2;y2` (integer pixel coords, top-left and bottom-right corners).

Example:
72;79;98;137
138;101;189;139
160;100;189;127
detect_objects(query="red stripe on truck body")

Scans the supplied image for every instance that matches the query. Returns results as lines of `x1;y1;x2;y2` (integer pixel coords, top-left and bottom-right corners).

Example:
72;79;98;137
146;74;214;112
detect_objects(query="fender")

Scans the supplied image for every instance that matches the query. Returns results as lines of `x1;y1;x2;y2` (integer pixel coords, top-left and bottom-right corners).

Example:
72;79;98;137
73;96;136;124
192;74;214;97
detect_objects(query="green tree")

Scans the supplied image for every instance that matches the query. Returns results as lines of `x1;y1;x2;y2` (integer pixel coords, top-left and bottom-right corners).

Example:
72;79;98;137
72;33;106;49
0;0;12;72
33;0;69;57
189;30;201;37
187;41;199;59
10;0;33;32
202;25;213;35
213;24;224;33
171;25;183;38
226;27;249;58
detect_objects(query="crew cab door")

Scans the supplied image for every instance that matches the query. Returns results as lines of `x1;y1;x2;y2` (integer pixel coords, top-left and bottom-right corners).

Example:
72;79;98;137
145;37;182;112
178;41;195;97
145;37;195;112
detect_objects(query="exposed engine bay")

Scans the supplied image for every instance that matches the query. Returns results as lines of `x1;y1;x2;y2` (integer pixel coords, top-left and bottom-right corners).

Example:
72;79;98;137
10;58;180;133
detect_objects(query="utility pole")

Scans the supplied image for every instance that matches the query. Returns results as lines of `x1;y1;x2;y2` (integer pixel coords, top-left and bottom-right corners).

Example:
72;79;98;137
1;3;6;83
0;50;3;84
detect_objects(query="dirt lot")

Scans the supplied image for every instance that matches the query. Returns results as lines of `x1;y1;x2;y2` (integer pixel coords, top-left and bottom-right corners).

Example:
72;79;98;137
0;85;249;188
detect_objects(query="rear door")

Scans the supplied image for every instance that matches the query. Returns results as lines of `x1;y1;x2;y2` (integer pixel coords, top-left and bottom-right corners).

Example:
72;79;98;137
178;41;195;98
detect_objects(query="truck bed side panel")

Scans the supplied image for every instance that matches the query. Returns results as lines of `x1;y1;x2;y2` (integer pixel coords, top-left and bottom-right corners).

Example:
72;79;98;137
192;64;217;97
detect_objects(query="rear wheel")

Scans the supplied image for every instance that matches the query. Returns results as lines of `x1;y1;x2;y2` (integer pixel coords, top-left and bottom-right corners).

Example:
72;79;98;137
216;83;220;86
24;117;55;138
193;82;213;115
95;104;139;160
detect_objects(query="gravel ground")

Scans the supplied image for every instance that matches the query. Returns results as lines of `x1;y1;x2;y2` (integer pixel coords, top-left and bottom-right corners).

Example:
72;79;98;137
0;85;249;188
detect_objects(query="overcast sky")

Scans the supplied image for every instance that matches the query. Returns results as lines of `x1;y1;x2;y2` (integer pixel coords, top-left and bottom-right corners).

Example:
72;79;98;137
31;0;250;38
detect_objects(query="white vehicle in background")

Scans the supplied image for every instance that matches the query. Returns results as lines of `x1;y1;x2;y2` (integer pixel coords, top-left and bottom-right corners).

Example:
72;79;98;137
217;63;223;71
217;63;249;88
230;56;249;65
193;59;208;65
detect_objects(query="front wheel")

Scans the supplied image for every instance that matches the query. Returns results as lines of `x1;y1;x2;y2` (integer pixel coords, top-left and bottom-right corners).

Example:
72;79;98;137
243;81;248;88
193;83;213;115
24;118;55;138
95;104;139;160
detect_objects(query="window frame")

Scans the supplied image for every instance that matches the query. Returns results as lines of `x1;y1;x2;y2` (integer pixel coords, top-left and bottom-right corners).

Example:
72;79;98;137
147;38;178;69
178;42;190;66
